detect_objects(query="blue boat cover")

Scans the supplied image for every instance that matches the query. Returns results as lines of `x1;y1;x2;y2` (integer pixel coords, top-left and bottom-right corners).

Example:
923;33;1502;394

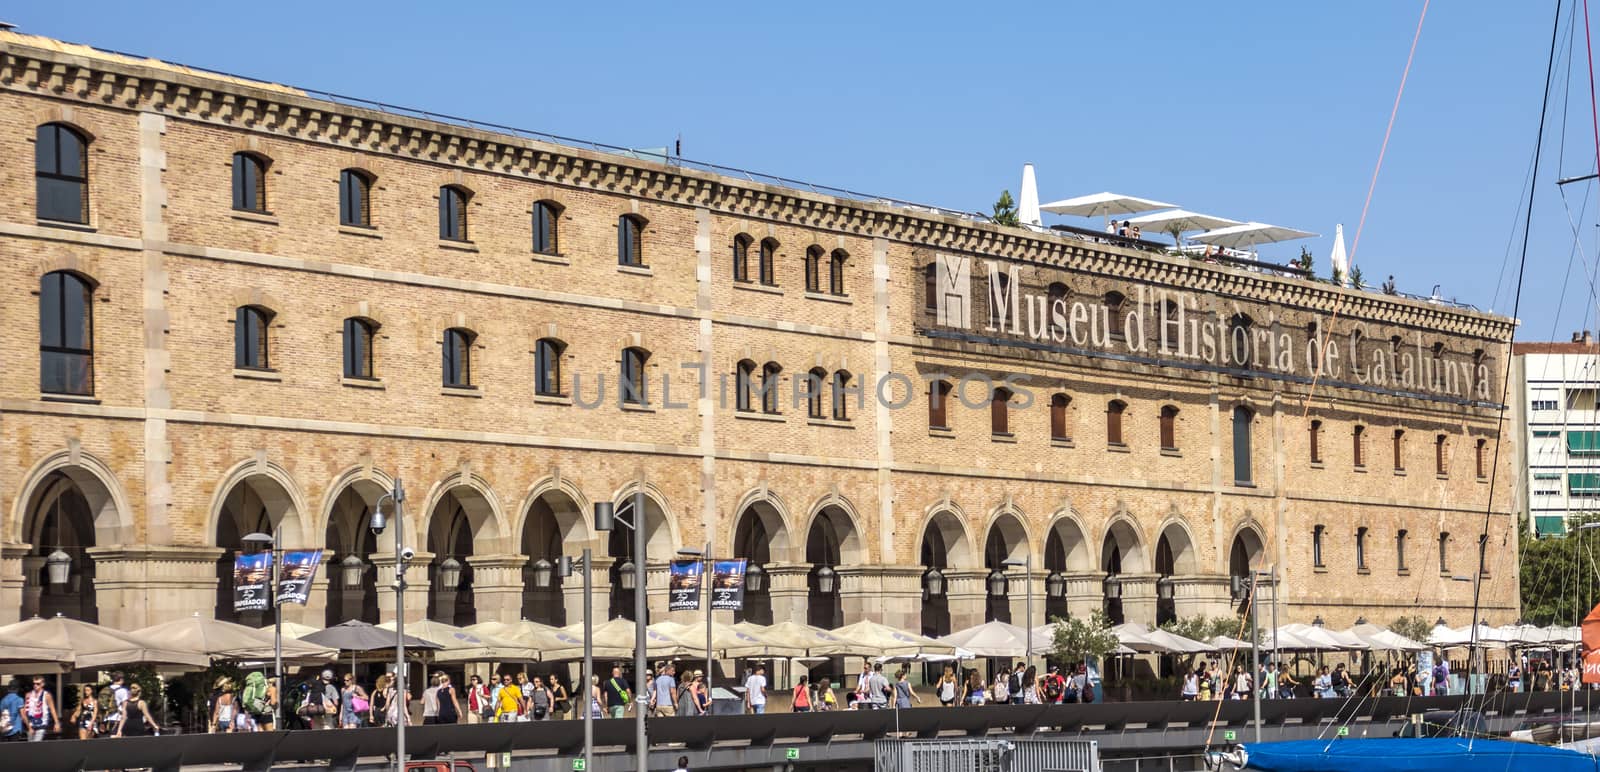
1238;738;1598;772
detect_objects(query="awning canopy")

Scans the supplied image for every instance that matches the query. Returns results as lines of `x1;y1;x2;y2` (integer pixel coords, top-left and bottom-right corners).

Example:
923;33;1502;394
0;615;210;670
1040;192;1178;218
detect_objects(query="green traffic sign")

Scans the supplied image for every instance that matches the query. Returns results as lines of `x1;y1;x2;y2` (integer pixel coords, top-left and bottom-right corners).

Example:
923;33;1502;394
572;759;586;771
1338;726;1350;737
786;748;800;760
1224;730;1236;742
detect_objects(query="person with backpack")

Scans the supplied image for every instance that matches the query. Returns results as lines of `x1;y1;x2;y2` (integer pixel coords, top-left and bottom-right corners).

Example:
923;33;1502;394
70;684;99;739
23;676;59;741
211;678;238;734
101;672;129;736
241;672;274;731
1008;662;1027;705
1072;664;1094;704
1;680;24;742
1042;666;1066;704
299;670;339;730
604;666;631;719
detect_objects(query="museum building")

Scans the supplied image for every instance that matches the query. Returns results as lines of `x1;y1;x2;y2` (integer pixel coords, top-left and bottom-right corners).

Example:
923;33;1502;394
0;31;1520;642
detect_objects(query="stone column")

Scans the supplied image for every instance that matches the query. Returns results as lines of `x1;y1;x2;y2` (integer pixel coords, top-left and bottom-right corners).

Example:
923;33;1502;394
1171;575;1234;620
373;551;432;624
0;544;27;625
564;555;614;626
646;561;670;621
1008;568;1044;634
762;562;809;626
944;569;988;632
1117;573;1160;627
20;555;44;621
857;566;923;631
468;553;528;625
1061;571;1108;620
88;545;225;631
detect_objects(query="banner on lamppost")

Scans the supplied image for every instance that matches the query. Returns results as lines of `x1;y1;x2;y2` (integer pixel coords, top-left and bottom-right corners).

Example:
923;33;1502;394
277;550;324;606
233;552;272;612
710;559;747;611
668;559;703;611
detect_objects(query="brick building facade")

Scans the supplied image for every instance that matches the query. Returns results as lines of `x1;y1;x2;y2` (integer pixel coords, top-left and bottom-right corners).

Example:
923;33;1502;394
0;32;1519;640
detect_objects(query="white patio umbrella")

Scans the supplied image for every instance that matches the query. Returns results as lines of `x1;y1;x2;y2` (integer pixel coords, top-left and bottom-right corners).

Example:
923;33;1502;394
1018;163;1042;228
378;619;534;663
1279;623;1361;650
1347;622;1426;652
0;614;209;670
136;613;338;664
938;621;1029;658
1208;635;1255;652
1124;209;1240;247
1189;221;1318;260
831;619;956;658
1329;223;1350;286
1040;192;1179;225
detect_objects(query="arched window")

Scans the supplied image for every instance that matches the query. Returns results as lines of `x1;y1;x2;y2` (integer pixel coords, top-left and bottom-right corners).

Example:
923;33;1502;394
732;233;753;283
1435;434;1448;476
439;186;469;241
1309;419;1323;464
990;387;1012;435
829;249;848;296
761;362;783;414
533;201;561;255
1159;405;1178;450
618;215;645;267
1106;399;1126;445
621;347;649;405
1232;406;1254;485
1312;525;1325;567
232;152;268;213
759;238;778;285
234;305;274;370
39;271;94;395
735;359;757;413
1438;532;1450;573
1048;282;1070;304
1228;314;1254;368
1475;438;1488;478
1393;428;1406;472
929;380;952;429
1353;424;1366;467
339;169;373;227
1049;393;1070;441
808;367;828;419
1355;527;1368;570
36;123;89;224
1396;529;1408;572
1104;291;1126;339
535;338;565;396
342;317;376;379
831;370;852;421
804;246;823;292
442;328;475;387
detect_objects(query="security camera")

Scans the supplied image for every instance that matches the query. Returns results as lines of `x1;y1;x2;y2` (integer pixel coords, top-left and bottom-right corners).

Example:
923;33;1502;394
400;546;416;562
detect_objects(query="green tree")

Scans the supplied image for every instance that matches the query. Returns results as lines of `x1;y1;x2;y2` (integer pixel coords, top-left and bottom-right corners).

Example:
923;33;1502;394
1293;246;1315;275
1389;614;1433;644
991;190;1020;227
1047;611;1120;663
1161;613;1251;643
1350;266;1366;289
1520;513;1600;626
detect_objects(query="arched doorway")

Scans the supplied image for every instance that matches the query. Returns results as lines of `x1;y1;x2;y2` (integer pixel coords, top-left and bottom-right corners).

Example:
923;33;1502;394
607;490;672;622
919;509;972;638
214;475;301;627
426;488;496;627
982;514;1028;624
1154;523;1196;627
324;483;381;626
1101;520;1143;625
21;472;99;621
521;490;584;626
804;505;859;629
1229;527;1265;615
1044;517;1090;622
732;498;789;625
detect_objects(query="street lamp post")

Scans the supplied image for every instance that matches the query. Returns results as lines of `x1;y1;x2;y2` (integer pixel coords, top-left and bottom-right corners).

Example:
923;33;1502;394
368;480;409;772
595;490;648;772
677;543;714;699
1002;556;1032;664
240;528;283;733
558;549;595;772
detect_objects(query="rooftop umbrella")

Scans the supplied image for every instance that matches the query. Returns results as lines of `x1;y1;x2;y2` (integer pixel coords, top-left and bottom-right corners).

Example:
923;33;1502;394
1189;221;1318;260
378;620;533;663
1018;163;1042;228
0;614;209;670
1329;223;1350;286
937;621;1029;658
831;620;955;658
1124;209;1240;247
135;613;337;664
1040;191;1178;225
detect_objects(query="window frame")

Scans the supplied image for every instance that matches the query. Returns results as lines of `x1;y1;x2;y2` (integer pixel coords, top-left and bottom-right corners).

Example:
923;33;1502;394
990;387;1012;436
618;215;646;267
1309;419;1323;464
535;338;565;397
1475;438;1487;478
807;367;828;419
1438;533;1450;574
1312;525;1325;568
1435;434;1448;476
759;238;778;286
1049;393;1071;442
1106;399;1127;446
342;317;377;380
804;246;823;293
339;169;373;227
1393;428;1406;472
39;270;95;396
1232;406;1254;485
620;347;650;405
1396;529;1408;572
1353;425;1366;467
831;370;851;421
760;362;783;414
442;327;475;388
929;380;952;430
735;360;757;413
231;152;269;213
1355;526;1368;570
828;249;848;296
1159;405;1178;451
234;305;275;371
35;123;90;224
732;234;752;283
439;185;470;242
533;200;561;255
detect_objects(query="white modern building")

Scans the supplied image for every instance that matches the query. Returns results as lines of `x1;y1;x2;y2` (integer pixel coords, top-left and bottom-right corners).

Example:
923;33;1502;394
1513;333;1600;535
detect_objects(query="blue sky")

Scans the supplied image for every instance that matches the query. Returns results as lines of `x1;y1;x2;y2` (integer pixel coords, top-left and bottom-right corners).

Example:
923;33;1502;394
8;1;1596;340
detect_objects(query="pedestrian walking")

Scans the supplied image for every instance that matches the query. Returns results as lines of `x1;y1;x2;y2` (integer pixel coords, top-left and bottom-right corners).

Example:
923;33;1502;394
652;663;677;718
589;674;605;720
70;684;99;739
815;677;836;712
935;666;958;707
210;678;237;734
604;666;631;719
963;671;986;706
548;674;571;720
1;680;25;742
421;674;441;725
466;675;490;724
436;674;461;725
893;670;920;709
743;664;768;714
23;677;58;741
791;675;811;712
113;684;159;737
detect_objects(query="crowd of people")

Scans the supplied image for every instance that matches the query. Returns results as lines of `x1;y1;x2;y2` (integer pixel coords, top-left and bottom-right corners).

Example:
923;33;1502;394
1;672;160;742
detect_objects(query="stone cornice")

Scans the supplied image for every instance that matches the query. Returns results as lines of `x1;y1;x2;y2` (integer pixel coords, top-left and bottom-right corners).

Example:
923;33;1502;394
0;36;1514;342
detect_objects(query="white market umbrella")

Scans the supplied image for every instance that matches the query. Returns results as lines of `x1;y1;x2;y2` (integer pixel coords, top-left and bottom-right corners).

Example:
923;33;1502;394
0;615;210;670
831;619;956;658
1125;209;1240;246
269;621;325;641
1329;223;1350;286
1347;623;1426;652
1189;221;1318;259
755;621;857;657
1040;191;1178;222
136;613;337;664
1018;163;1042;227
471;619;628;661
378;619;534;663
1143;626;1216;654
1208;635;1255;652
1279;623;1361;650
938;621;1029;658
